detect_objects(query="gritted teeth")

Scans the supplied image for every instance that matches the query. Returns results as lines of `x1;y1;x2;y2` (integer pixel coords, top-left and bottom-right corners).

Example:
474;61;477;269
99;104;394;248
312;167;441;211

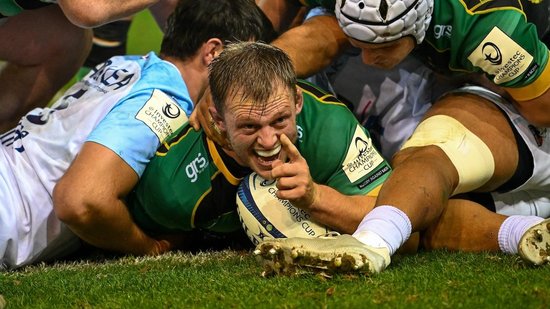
255;144;281;158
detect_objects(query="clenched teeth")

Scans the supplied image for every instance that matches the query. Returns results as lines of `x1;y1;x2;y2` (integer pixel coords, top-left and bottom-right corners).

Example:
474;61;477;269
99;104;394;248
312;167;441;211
256;144;281;157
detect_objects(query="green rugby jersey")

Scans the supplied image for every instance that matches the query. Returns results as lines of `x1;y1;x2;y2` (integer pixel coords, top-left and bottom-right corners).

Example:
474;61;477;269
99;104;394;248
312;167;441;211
127;81;391;235
0;0;52;17
415;0;550;100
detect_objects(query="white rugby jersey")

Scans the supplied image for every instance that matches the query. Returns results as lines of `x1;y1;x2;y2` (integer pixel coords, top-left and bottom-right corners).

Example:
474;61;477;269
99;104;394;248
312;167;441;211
0;52;192;269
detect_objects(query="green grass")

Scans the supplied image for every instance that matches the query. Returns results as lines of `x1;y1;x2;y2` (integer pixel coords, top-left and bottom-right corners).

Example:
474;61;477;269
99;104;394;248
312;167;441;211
126;10;163;55
1;250;549;308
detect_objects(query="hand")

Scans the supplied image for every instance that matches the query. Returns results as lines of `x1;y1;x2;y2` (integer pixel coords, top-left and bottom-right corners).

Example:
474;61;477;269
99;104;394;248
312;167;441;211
150;233;191;255
270;134;319;210
189;87;228;147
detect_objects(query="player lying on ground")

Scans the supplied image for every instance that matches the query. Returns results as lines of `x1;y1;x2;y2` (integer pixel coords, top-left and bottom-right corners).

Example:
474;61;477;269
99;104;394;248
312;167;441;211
256;84;550;275
0;0;275;271
129;42;550;274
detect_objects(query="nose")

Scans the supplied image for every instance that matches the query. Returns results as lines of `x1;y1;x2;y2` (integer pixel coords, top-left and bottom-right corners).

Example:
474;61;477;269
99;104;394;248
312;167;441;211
256;126;279;149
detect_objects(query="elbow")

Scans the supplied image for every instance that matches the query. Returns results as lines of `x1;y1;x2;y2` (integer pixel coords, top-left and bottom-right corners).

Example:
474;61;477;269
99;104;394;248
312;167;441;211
53;182;95;227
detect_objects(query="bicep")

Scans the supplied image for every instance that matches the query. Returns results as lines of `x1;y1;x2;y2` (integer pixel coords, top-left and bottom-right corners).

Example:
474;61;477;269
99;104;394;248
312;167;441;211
56;142;138;207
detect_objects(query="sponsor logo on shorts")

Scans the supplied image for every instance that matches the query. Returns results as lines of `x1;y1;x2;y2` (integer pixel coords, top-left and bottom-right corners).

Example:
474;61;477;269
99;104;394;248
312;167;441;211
342;125;384;182
468;27;533;84
136;89;188;142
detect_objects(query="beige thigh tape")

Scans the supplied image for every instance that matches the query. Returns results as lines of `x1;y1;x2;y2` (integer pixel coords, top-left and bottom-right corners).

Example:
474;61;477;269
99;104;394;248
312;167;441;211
401;115;495;195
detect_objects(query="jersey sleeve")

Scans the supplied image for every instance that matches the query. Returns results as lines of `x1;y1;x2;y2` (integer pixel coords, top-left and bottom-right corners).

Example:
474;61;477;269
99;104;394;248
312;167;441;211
87;59;192;177
296;81;391;196
463;11;550;100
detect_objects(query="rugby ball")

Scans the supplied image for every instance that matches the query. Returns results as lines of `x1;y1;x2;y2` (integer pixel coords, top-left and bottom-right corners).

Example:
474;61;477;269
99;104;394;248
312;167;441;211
236;172;333;245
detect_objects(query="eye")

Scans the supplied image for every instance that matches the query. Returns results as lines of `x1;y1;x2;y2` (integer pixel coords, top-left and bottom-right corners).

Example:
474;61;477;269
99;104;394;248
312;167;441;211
273;116;288;126
239;123;257;133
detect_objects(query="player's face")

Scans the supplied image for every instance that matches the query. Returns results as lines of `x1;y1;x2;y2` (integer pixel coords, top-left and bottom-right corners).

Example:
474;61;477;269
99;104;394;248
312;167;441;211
221;86;303;179
349;36;415;69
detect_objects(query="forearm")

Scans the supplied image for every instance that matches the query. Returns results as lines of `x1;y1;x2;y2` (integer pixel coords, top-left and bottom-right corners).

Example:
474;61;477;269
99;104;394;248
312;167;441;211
53;142;165;256
272;15;351;78
58;0;158;28
307;184;376;234
62;199;165;256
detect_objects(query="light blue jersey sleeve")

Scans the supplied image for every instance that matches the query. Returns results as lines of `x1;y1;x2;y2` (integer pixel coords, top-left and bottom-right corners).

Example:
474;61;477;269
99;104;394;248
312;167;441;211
87;53;193;177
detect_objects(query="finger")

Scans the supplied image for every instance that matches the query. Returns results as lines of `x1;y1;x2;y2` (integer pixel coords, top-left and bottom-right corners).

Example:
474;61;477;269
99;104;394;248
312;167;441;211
279;133;301;163
270;159;286;179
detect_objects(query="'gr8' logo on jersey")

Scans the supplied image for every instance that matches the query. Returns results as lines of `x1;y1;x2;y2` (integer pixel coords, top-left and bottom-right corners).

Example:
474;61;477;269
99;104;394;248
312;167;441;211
185;152;208;183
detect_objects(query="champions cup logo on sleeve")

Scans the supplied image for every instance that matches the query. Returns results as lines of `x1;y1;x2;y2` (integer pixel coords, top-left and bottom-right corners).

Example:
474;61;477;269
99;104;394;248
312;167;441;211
136;89;188;142
468;27;533;84
342;125;384;182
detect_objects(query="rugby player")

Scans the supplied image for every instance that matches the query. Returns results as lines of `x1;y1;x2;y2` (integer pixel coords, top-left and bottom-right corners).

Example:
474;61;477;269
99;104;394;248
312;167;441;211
257;80;550;274
257;0;550;127
0;0;275;270
129;42;550;276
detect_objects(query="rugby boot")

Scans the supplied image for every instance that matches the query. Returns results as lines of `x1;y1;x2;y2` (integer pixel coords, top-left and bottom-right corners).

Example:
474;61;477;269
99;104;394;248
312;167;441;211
518;218;550;265
253;234;390;276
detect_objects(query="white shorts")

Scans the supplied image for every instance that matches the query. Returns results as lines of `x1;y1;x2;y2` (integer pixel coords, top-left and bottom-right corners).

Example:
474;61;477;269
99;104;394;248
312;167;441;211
450;86;550;218
0;149;81;270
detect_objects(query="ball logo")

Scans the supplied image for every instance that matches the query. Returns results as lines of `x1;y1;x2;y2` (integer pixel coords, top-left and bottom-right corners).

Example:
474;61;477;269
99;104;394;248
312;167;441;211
162;102;181;119
482;42;502;65
253;173;276;187
260;179;276;187
355;136;369;156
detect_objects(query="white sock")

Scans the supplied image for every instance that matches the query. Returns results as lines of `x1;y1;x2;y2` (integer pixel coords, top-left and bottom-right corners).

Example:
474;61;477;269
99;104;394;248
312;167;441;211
352;205;412;255
498;215;544;254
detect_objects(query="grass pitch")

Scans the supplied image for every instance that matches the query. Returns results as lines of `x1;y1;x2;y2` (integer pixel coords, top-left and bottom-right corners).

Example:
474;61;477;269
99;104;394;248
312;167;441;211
1;249;550;308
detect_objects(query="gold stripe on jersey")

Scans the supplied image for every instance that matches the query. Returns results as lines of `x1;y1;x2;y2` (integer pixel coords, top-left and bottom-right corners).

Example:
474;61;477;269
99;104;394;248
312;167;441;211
156;125;194;156
190;184;219;229
189;186;214;229
206;138;241;185
297;81;346;106
459;0;525;16
505;51;550;101
367;183;382;197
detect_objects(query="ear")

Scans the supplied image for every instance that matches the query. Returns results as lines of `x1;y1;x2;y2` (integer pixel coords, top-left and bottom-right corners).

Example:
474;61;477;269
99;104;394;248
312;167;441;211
209;104;226;132
202;38;224;66
294;87;304;115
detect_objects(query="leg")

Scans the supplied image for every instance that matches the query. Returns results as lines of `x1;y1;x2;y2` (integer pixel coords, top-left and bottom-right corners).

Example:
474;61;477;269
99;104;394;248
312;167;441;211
350;91;520;261
422;198;504;252
0;5;92;132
